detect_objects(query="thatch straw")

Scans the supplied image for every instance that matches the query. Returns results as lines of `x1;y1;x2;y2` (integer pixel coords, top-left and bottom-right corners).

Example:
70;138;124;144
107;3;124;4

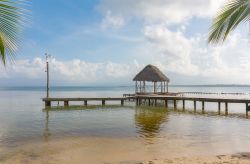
133;64;170;82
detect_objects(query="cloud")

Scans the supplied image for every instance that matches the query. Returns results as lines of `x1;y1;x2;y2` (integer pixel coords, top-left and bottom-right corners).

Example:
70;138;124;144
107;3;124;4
98;0;226;26
142;24;199;76
0;58;142;85
138;24;250;84
101;10;124;29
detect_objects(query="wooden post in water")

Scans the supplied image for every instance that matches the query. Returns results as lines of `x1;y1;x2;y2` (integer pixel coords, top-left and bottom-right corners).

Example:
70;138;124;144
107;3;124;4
174;100;177;110
121;100;124;106
64;101;69;107
194;100;196;112
165;99;168;108
225;102;228;115
218;102;221;114
45;101;51;107
84;100;87;106
202;101;205;113
182;100;185;111
246;103;249;118
155;99;157;106
102;100;105;106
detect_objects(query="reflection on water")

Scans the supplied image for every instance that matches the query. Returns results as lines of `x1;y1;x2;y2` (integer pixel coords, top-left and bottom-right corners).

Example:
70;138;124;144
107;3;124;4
43;110;51;141
135;107;169;144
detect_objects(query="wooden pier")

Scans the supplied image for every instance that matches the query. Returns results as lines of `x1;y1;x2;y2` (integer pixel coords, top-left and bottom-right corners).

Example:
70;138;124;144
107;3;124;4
135;95;250;118
42;93;250;118
42;97;127;107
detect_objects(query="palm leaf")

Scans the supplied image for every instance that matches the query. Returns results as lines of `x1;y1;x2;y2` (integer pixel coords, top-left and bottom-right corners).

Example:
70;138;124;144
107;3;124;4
208;0;250;44
0;0;27;65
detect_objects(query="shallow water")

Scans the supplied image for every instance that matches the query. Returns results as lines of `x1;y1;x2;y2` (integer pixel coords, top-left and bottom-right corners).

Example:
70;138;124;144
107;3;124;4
1;86;250;162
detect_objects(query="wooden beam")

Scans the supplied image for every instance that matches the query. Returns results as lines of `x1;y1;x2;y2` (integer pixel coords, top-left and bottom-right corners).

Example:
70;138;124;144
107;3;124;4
121;100;124;106
84;100;87;106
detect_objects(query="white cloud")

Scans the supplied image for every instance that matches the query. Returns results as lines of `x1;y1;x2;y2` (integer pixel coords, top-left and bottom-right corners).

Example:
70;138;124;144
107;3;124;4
142;24;199;76
138;24;250;84
101;10;124;29
0;58;142;85
98;0;226;26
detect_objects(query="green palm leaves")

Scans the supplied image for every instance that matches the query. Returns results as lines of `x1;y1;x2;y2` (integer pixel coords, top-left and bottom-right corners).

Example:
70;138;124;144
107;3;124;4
0;0;26;65
208;0;250;44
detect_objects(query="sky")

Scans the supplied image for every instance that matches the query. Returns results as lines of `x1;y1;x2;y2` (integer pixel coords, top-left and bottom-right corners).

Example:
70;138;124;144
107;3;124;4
1;0;250;86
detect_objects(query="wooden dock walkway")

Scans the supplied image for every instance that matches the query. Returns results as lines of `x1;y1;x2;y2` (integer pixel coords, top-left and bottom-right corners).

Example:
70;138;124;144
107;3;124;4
42;92;250;118
42;97;128;107
135;95;250;117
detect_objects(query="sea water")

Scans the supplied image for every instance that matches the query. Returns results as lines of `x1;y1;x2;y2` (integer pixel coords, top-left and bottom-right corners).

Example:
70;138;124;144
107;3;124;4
1;85;250;162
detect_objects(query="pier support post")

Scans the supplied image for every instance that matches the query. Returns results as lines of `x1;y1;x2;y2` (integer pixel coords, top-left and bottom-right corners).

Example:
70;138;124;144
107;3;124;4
174;100;177;110
246;103;249;118
84;100;87;106
64;101;69;107
121;100;124;106
182;100;185;111
218;102;221;115
225;102;228;115
165;99;168;108
102;100;105;106
202;101;205;113
194;101;196;112
148;99;151;106
155;99;157;106
45;101;51;108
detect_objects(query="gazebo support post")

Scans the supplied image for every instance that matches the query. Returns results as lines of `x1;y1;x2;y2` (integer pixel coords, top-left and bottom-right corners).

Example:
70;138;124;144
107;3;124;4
163;81;165;93
161;81;163;93
139;81;141;93
135;81;137;93
154;82;156;93
167;82;169;93
143;81;146;93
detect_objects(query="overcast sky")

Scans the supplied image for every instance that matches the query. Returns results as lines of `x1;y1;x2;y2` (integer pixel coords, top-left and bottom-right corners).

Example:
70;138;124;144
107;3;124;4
1;0;250;86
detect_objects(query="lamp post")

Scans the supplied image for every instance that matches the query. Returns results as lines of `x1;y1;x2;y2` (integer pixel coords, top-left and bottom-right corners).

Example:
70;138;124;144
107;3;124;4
45;53;51;98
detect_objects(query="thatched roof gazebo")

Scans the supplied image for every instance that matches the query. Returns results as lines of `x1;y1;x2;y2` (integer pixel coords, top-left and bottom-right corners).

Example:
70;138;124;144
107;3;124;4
133;64;170;94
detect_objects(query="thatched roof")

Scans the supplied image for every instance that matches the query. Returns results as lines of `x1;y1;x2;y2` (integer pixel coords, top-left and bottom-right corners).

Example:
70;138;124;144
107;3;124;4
133;64;170;82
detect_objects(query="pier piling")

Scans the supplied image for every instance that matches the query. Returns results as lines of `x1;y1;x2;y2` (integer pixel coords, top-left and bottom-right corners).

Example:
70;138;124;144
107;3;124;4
194;101;196;112
182;100;185;111
225;102;228;115
202;101;205;113
218;102;221;114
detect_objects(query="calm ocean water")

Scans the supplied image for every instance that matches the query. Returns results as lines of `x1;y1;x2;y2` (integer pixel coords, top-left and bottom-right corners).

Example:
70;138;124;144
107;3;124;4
1;85;250;159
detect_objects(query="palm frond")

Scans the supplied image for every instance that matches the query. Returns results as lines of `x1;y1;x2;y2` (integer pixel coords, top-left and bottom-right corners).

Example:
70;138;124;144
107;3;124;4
208;0;250;44
0;0;27;65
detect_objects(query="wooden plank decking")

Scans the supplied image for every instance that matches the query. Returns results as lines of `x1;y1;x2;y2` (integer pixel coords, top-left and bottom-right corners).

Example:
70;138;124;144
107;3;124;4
42;93;250;118
135;95;250;117
42;97;127;107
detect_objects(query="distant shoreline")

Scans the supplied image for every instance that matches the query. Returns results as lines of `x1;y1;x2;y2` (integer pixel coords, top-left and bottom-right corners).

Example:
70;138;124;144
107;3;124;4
1;84;250;89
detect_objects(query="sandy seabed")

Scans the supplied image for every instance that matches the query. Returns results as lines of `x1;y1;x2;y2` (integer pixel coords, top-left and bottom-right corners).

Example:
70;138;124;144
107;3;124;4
1;136;250;164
